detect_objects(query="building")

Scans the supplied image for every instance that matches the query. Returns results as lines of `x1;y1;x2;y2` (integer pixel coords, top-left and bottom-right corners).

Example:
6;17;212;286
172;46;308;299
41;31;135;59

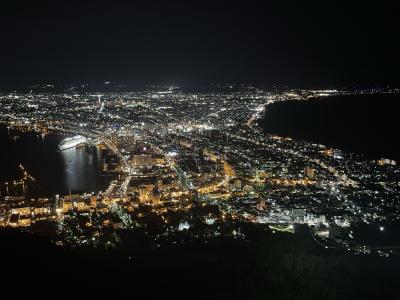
132;155;153;167
304;166;315;179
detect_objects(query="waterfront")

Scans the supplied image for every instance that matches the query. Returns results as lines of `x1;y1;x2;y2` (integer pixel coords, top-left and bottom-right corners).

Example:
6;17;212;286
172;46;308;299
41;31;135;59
262;93;400;161
1;87;400;299
0;128;109;197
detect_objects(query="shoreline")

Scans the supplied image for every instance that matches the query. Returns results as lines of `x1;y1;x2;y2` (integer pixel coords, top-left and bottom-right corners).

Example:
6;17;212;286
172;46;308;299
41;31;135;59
0;126;112;198
261;93;400;162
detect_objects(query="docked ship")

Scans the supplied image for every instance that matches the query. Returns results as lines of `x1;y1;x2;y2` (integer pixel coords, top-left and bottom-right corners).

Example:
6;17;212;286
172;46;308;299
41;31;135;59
58;135;87;150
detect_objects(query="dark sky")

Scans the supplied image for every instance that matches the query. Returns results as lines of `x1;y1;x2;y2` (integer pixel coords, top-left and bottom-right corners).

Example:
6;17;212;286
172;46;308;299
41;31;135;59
0;1;398;88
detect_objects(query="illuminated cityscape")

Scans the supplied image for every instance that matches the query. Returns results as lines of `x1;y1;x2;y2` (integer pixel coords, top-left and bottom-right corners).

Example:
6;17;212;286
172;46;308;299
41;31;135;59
1;1;400;299
1;86;399;257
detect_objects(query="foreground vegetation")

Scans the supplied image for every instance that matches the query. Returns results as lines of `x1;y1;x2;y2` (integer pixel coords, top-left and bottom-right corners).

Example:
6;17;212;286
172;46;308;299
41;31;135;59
1;225;399;299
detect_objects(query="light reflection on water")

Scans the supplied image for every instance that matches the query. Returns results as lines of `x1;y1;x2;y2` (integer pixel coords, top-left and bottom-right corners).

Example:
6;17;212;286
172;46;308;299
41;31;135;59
60;145;105;194
0;129;109;197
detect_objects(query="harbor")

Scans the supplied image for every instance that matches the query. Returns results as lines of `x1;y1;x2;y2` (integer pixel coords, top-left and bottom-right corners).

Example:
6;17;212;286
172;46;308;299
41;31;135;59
0;127;110;197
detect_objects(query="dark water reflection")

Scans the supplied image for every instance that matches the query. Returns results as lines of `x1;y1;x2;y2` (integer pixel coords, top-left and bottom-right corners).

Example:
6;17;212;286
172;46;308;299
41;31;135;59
0;128;109;197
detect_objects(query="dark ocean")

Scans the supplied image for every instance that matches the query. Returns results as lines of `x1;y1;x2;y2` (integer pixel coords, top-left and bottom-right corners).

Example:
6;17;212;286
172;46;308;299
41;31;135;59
262;93;400;161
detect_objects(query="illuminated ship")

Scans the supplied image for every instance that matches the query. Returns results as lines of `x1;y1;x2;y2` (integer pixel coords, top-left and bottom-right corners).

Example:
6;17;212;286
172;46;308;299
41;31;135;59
58;135;87;150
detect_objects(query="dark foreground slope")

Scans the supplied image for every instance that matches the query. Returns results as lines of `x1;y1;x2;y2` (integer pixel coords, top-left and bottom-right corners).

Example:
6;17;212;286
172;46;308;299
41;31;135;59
1;226;400;300
262;94;400;161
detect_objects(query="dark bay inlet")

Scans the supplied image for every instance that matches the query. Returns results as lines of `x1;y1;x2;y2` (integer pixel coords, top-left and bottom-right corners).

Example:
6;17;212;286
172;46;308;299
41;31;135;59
0;127;109;197
262;93;400;161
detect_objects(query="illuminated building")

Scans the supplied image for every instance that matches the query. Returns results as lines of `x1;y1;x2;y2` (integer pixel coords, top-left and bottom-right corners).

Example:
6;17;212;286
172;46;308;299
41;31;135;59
304;166;316;179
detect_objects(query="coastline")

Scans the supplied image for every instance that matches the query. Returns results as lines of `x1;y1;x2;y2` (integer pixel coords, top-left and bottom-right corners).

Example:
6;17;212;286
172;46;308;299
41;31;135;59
261;93;400;162
0;126;110;197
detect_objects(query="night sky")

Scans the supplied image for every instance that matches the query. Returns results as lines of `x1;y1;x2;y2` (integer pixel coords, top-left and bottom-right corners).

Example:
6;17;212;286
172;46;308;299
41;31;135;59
0;1;398;88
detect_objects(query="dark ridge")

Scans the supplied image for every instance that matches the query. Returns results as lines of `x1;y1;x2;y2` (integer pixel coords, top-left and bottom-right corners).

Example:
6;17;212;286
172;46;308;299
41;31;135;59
1;226;400;299
262;94;400;161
